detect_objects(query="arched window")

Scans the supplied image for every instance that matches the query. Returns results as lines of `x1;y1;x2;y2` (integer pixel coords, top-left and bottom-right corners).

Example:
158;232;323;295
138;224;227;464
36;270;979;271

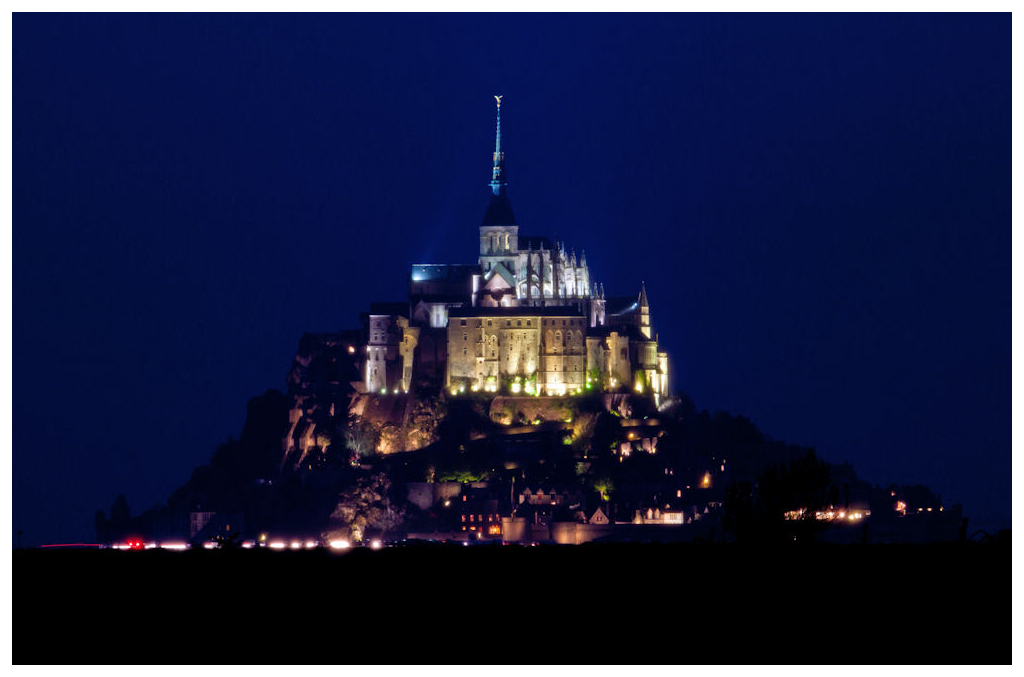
555;330;562;353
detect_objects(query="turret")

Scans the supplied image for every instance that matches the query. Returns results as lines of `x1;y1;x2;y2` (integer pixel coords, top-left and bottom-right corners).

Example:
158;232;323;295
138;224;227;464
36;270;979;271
638;281;651;339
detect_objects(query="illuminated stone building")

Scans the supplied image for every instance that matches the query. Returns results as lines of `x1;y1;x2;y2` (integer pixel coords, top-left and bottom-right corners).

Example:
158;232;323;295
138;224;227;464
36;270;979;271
358;97;670;399
446;307;588;395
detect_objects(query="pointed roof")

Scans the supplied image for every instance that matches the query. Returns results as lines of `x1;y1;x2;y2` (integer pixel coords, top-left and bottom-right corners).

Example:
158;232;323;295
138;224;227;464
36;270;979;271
481;191;517;227
484;262;517;289
481;96;517;227
639;281;649;308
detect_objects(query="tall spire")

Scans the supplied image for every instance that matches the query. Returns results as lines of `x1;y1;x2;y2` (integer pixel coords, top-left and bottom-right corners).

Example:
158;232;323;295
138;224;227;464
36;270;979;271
490;95;506;196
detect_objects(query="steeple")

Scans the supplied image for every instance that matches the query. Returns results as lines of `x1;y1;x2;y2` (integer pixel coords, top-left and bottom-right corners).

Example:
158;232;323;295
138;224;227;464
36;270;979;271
481;95;516;228
489;95;506;196
639;281;651;338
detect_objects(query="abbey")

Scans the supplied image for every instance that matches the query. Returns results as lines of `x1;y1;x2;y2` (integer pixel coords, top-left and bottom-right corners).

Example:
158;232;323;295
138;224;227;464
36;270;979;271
360;97;670;400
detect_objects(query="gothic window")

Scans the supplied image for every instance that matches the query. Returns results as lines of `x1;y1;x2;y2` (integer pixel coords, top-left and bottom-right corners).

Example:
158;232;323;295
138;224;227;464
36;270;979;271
460;320;466;326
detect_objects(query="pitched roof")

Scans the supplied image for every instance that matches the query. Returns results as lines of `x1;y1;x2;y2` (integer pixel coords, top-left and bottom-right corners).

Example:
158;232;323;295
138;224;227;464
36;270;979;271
586;323;650;341
519;235;554;250
605;295;639;316
410;264;480;282
481;192;517;227
484;262;517;289
368;301;409;317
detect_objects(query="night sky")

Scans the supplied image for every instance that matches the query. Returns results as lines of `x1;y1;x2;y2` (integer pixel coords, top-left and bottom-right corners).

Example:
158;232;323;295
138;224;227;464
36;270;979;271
14;13;1010;545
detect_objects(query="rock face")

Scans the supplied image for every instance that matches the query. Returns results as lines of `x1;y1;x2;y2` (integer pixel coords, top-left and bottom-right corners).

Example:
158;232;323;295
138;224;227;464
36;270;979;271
281;331;362;471
280;331;446;470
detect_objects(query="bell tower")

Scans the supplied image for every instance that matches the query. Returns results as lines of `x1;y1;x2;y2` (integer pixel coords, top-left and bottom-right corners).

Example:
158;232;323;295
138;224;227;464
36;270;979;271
479;95;519;274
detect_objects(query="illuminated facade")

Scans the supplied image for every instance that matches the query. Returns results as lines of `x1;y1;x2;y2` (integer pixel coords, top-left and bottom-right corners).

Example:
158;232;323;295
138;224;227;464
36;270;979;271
446;307;588;395
360;97;670;399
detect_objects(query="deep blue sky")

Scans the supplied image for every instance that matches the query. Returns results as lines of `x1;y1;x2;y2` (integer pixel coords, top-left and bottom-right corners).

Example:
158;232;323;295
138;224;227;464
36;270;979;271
14;13;1010;545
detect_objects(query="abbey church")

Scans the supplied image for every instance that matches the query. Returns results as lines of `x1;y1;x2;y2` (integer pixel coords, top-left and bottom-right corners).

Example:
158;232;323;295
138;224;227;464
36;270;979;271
359;97;670;400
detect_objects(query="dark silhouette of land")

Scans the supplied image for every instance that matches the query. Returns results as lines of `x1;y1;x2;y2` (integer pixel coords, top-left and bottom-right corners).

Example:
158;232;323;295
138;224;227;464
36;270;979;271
15;538;1009;664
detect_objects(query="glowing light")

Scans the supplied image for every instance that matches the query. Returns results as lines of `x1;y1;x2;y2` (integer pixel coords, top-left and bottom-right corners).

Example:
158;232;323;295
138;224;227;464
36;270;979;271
329;539;350;550
160;543;188;550
269;542;287;549
305;541;318;549
701;473;711;488
290;541;303;549
203;542;217;550
259;533;267;542
443;500;451;507
369;539;383;550
241;541;255;549
348;345;355;354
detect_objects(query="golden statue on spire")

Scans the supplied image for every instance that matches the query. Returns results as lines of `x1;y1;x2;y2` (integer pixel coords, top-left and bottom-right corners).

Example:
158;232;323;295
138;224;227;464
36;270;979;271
494;95;503;108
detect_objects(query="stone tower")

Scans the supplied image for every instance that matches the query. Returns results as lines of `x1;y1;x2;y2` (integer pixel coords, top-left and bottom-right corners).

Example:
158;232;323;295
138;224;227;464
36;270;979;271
638;281;651;339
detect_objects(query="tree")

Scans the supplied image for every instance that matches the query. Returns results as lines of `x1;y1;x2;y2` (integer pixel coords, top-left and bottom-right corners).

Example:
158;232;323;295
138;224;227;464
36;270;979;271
722;451;836;543
591;477;615;502
325;473;405;543
345;415;380;461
